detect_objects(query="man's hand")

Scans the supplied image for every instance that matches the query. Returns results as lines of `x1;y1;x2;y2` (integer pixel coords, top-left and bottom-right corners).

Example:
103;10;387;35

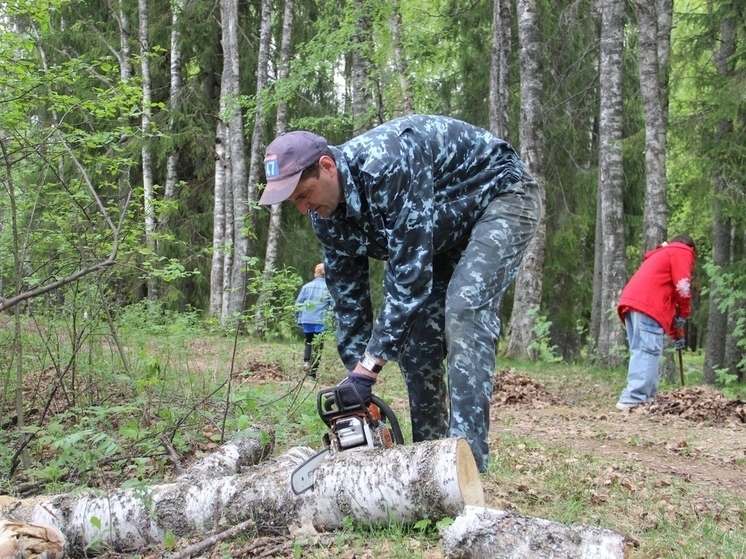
337;372;376;406
673;337;686;351
673;316;686;329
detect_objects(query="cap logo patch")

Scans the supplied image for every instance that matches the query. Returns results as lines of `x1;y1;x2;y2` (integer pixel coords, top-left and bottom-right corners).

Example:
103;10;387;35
265;156;279;179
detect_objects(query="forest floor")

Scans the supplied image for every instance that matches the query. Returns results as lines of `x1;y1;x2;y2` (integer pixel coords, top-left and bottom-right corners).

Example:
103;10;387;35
5;337;746;558
165;354;746;559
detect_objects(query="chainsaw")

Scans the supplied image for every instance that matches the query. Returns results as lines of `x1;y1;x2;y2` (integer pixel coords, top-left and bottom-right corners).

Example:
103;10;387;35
290;383;404;494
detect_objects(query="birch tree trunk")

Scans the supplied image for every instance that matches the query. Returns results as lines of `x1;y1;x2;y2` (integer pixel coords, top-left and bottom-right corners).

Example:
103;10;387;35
210;122;227;318
489;0;511;139
1;439;482;554
246;0;271;244
636;0;671;253
255;0;295;334
225;0;249;321
139;0;158;306
163;0;185;210
505;0;546;360
595;0;627;366
210;0;249;325
704;17;736;385
249;0;276;335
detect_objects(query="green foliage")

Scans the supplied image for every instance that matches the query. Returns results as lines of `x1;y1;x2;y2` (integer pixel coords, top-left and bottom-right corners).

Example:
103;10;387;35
247;266;303;339
527;307;563;363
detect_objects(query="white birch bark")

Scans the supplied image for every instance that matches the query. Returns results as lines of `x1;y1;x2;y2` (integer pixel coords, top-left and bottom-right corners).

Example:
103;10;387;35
222;0;249;321
256;0;295;333
1;439;482;554
163;0;185;207
209;123;227;318
505;0;547;360
441;506;631;559
247;0;272;211
177;426;275;481
595;0;627;365
139;0;158;305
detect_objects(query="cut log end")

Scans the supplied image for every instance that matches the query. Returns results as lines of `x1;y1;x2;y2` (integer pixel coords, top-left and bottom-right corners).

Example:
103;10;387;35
0;519;66;559
454;438;485;507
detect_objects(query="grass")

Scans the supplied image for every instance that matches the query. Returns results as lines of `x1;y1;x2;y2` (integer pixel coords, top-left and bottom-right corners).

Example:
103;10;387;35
2;319;745;558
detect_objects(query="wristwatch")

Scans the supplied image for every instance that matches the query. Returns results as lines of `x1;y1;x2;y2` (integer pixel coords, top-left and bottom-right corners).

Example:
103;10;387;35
360;354;383;374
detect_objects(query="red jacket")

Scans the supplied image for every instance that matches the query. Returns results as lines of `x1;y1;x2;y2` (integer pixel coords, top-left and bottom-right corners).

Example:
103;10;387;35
617;242;695;337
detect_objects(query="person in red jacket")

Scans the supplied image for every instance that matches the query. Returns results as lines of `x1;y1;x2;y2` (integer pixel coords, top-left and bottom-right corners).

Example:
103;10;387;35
616;235;696;411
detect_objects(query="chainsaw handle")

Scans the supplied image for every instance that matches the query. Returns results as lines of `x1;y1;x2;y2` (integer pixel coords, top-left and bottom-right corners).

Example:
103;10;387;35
317;385;366;426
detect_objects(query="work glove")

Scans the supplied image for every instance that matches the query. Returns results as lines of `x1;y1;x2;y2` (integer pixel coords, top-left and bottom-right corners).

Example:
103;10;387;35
673;337;686;351
673;316;686;329
336;372;375;407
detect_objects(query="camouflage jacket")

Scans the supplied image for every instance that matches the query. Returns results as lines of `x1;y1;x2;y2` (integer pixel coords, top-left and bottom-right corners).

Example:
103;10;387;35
310;114;524;368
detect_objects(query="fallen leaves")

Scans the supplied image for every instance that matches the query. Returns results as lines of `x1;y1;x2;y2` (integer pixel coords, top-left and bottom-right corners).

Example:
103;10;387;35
645;386;745;425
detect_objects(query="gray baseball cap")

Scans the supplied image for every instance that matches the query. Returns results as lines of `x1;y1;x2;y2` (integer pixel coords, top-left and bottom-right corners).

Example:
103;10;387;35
260;131;328;205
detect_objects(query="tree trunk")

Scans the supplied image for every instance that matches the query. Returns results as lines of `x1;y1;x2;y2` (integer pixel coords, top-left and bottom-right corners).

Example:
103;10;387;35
246;0;272;248
589;186;603;354
703;16;735;385
390;0;414;115
210;122;228;319
222;0;249;322
139;0;158;306
441;506;631;559
489;0;511;139
250;0;277;335
505;0;546;361
636;0;670;253
595;0;627;367
254;0;295;332
351;0;375;134
163;0;185;210
1;438;482;554
211;0;249;325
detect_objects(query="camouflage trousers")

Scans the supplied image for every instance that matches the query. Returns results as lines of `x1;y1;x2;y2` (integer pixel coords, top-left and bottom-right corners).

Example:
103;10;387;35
397;176;541;472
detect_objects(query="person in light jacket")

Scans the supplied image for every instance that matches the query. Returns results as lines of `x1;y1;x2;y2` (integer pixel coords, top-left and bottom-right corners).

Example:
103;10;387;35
295;263;332;379
616;235;696;410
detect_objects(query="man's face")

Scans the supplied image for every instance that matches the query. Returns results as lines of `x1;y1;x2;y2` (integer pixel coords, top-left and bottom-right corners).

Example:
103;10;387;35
287;156;341;218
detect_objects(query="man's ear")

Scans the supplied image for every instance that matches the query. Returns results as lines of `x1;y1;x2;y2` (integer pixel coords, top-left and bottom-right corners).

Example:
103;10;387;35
318;155;337;173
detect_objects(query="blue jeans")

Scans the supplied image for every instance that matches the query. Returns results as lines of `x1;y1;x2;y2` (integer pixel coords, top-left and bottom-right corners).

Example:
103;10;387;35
618;310;664;405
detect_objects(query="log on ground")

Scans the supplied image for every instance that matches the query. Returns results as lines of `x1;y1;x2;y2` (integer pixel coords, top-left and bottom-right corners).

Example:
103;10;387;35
0;438;483;554
178;424;275;481
440;505;633;559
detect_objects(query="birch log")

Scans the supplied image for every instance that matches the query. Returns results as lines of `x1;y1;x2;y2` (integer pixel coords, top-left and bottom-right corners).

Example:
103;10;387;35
177;425;275;481
0;438;482;554
441;506;633;559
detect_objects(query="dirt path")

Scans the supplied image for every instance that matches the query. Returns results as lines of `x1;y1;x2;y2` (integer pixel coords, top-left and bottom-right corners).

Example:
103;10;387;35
490;370;746;498
495;404;746;497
